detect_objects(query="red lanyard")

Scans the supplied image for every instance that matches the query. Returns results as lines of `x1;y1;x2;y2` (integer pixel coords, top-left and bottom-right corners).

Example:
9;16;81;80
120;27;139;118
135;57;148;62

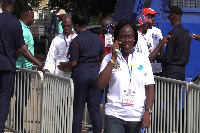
138;30;144;36
138;31;146;40
63;32;75;49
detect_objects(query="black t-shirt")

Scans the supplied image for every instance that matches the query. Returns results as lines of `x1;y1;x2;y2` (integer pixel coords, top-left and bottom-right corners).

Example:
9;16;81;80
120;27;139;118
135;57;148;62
157;24;191;74
69;30;105;78
0;11;25;73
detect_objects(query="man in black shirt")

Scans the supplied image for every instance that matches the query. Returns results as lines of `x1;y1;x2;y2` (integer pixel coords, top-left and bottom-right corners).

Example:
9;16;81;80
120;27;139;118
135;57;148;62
150;6;191;132
157;6;191;80
0;1;43;132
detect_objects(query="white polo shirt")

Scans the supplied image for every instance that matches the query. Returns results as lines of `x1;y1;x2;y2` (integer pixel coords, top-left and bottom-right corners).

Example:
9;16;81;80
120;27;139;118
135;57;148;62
99;51;155;121
44;33;77;77
134;31;149;56
145;27;163;73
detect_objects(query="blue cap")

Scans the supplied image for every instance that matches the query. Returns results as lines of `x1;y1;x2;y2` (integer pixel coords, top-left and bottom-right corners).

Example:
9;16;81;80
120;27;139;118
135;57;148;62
4;0;14;4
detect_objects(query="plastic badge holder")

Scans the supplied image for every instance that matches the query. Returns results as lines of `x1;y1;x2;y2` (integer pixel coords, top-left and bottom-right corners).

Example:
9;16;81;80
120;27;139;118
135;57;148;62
105;32;113;47
105;25;113;47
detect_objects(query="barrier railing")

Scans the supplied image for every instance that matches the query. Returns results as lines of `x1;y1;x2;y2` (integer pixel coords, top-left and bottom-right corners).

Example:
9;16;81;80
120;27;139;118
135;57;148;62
5;68;74;133
187;83;200;133
150;76;189;133
5;68;42;133
5;68;200;133
41;72;74;133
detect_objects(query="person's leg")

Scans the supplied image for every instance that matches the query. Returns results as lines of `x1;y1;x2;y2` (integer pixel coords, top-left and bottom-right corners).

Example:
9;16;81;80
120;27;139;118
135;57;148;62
72;74;88;133
0;71;15;133
87;72;102;133
105;115;125;133
124;121;141;133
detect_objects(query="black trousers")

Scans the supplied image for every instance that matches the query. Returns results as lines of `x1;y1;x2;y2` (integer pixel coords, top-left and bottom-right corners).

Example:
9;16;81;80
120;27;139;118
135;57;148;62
0;70;15;133
72;71;102;133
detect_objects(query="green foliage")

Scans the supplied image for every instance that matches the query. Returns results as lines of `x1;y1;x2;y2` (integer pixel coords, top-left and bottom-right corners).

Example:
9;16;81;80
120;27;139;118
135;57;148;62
47;0;117;24
88;13;104;25
12;0;41;19
47;0;68;11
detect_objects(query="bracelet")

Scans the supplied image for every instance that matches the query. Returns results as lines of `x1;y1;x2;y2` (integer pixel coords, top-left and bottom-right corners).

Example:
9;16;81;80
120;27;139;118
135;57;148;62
110;59;115;65
192;34;196;39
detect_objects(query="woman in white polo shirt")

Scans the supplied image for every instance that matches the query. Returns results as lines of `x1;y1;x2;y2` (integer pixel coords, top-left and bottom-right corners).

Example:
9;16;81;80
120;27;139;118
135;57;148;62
96;19;155;133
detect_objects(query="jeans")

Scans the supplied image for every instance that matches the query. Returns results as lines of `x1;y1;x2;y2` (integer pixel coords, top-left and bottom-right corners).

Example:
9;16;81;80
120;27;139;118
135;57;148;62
105;115;141;133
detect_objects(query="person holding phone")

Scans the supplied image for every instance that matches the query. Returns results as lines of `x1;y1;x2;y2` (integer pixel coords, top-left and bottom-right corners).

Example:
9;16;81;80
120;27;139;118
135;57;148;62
96;19;155;133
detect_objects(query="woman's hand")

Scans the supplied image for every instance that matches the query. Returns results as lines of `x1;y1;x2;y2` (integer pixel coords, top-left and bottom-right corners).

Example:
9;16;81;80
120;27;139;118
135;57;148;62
57;62;67;71
141;111;151;129
112;40;121;61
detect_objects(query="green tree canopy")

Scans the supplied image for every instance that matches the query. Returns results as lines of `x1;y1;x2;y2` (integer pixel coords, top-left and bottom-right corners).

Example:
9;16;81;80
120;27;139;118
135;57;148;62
12;0;41;19
47;0;117;24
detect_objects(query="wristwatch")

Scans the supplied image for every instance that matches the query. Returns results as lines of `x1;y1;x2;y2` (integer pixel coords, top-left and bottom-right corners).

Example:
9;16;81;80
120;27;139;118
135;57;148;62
145;108;152;114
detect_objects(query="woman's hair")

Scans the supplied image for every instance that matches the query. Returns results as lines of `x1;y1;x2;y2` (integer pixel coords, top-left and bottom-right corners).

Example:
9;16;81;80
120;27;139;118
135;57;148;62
114;19;138;46
71;11;87;27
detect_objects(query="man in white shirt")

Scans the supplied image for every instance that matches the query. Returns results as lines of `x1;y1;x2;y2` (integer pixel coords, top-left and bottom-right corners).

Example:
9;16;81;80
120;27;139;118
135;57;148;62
44;14;77;77
142;8;163;75
134;13;151;56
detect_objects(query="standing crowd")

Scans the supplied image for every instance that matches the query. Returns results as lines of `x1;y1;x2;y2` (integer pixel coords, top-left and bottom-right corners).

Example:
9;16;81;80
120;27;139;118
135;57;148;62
0;0;193;133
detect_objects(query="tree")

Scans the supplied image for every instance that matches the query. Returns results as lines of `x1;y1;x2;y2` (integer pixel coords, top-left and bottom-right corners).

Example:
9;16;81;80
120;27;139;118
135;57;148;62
12;0;41;19
47;0;117;24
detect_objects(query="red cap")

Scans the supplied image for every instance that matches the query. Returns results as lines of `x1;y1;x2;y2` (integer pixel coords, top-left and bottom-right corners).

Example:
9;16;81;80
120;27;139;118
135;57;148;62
141;8;158;15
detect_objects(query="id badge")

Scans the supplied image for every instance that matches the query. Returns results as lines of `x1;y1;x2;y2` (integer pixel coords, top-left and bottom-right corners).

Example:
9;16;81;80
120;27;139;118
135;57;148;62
122;87;135;105
105;33;113;47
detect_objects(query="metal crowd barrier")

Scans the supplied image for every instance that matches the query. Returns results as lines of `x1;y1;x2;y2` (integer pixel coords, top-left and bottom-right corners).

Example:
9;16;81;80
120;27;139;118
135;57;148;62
5;67;200;133
5;68;74;133
6;68;42;133
187;83;200;133
41;72;74;133
150;76;188;133
151;76;200;133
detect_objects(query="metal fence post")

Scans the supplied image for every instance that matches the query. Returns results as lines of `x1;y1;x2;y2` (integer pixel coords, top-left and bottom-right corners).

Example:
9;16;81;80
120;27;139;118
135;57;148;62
39;71;44;133
187;83;191;133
